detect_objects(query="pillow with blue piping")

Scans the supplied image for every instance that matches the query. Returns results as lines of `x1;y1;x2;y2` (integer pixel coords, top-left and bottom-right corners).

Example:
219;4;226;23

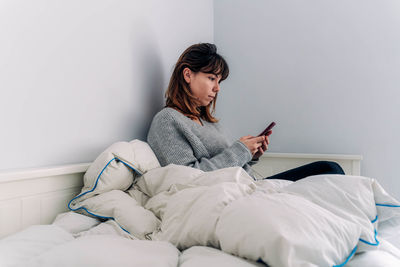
280;175;381;253
216;192;361;267
70;139;160;206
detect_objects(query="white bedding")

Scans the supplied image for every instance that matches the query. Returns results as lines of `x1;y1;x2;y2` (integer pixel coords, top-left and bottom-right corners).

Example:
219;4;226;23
69;140;400;266
25;235;179;267
2;220;400;267
2;140;400;267
0;225;73;267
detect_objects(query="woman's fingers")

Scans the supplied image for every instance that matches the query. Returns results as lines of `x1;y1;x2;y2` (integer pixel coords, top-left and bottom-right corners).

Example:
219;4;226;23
249;141;260;154
257;136;265;142
240;135;271;156
253;138;265;154
239;135;253;142
258;137;268;154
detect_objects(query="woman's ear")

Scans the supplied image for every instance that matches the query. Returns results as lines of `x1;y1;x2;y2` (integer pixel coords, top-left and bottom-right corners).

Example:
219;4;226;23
183;67;191;84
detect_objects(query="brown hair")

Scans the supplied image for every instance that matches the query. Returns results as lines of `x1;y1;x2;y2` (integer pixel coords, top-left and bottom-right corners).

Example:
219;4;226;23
165;43;229;122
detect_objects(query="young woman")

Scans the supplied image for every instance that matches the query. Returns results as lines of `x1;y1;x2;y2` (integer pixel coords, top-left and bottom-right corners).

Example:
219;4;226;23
147;43;344;181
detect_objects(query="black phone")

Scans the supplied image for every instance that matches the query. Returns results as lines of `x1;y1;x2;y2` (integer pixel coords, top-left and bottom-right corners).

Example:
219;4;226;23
258;122;276;136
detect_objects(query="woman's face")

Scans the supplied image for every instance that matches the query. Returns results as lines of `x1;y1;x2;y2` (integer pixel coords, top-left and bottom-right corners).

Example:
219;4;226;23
183;68;221;107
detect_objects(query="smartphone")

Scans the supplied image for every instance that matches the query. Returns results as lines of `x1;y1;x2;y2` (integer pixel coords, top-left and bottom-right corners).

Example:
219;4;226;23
258;122;276;136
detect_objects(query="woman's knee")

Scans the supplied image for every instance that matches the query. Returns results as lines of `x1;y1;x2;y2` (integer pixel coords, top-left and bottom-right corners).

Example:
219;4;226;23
313;161;345;175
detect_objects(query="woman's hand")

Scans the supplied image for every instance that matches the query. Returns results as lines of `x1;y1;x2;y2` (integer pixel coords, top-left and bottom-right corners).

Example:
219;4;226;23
252;134;270;160
239;135;270;159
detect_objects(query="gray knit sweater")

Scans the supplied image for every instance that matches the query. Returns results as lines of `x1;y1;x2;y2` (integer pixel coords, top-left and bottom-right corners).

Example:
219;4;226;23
147;107;256;177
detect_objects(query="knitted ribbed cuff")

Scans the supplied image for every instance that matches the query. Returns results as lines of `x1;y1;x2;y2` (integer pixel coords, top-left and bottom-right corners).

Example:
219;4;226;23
233;140;253;164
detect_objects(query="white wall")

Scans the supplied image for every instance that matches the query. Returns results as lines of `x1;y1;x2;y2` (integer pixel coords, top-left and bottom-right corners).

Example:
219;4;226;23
0;0;213;170
3;0;399;199
214;0;400;198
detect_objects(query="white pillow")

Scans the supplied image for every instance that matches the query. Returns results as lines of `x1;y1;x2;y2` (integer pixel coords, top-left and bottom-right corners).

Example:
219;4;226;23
71;139;160;204
67;140;161;240
216;192;361;267
280;175;383;252
76;190;160;240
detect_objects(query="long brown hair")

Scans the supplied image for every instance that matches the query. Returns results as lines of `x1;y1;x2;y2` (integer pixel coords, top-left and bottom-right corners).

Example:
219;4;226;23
165;43;229;122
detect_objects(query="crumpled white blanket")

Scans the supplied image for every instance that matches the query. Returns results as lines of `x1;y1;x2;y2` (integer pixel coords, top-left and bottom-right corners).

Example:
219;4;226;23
69;140;400;267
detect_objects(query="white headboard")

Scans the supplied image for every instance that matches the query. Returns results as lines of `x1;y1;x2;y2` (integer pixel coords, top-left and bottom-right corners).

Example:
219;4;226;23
0;163;88;238
0;153;361;238
252;153;362;178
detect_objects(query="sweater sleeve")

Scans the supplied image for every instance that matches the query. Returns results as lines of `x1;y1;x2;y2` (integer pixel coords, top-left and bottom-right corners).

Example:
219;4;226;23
248;158;259;166
147;111;253;172
190;140;253;171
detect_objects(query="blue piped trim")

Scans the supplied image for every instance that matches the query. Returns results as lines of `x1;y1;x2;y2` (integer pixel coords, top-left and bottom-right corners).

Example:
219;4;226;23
360;202;400;248
68;157;141;235
359;229;379;246
68;158;117;209
78;206;131;234
376;203;400;208
68;157;141;210
333;245;358;267
356;202;400;251
358;203;400;249
334;214;383;266
332;215;380;267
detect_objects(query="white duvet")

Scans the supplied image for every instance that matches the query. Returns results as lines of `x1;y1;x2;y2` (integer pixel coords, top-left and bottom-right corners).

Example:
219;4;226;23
3;139;399;267
64;140;400;267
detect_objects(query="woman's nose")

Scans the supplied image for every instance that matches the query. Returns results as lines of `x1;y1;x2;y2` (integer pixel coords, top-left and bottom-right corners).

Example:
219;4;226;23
214;82;220;92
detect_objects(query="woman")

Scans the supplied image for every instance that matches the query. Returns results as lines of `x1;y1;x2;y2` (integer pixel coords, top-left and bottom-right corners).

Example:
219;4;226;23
147;43;344;181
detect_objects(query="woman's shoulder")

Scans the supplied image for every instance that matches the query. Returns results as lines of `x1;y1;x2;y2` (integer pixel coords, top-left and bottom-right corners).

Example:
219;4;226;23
150;107;191;130
152;107;182;122
148;107;187;141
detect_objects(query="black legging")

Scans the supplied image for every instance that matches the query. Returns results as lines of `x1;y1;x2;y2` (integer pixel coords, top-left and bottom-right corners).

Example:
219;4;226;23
264;161;345;182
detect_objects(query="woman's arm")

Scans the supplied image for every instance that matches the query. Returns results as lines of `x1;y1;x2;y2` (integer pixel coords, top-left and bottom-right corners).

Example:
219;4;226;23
147;112;254;172
188;140;253;171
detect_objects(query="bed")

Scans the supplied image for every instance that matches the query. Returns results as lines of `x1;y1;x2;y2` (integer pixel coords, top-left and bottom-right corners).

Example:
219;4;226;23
1;139;400;267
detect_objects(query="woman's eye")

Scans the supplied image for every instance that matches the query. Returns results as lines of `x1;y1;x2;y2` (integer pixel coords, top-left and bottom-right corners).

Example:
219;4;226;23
209;77;215;81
